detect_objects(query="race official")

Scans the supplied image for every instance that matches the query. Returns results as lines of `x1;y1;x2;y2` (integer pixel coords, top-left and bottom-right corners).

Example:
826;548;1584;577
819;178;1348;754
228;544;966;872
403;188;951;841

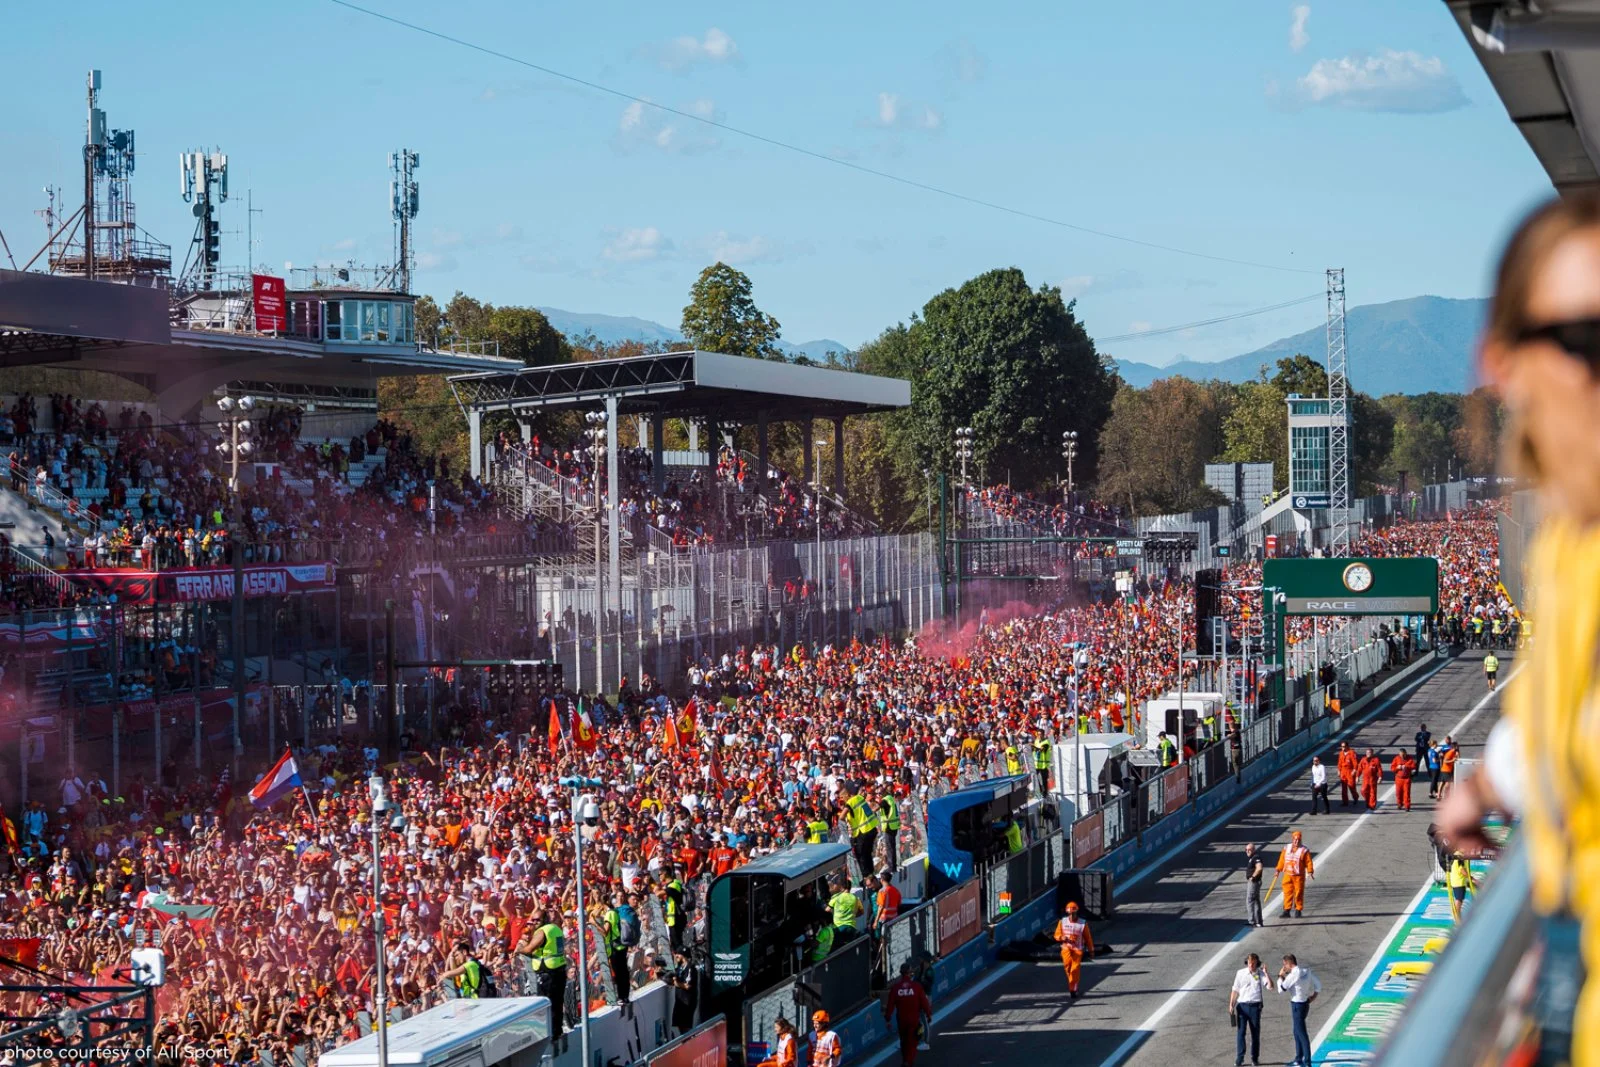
883;962;933;1067
1276;955;1322;1067
1229;952;1271;1067
1310;756;1331;815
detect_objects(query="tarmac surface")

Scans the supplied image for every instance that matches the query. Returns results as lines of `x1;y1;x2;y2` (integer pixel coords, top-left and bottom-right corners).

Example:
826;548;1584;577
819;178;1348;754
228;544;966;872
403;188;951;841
911;650;1511;1067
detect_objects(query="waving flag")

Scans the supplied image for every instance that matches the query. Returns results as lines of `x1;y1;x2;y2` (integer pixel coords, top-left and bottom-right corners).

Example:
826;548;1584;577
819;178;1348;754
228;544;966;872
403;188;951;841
249;749;303;809
661;714;680;751
709;738;728;790
547;700;563;756
574;700;598;753
676;700;698;745
0;810;17;855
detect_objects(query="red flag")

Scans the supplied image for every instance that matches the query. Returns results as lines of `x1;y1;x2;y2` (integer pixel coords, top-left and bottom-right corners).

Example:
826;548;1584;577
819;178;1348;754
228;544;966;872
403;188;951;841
547;700;563;756
574;701;598;753
676;700;698;745
709;739;728;790
0;937;39;968
661;714;680;751
0;812;16;856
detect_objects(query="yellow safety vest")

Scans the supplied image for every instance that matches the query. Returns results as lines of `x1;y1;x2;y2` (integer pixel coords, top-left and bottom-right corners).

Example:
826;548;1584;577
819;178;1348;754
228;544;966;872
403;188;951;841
845;796;877;836
1034;741;1051;770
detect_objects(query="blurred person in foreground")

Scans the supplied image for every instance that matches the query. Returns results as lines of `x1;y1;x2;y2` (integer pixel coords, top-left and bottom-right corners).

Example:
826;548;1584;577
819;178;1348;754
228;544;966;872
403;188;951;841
1439;189;1600;1067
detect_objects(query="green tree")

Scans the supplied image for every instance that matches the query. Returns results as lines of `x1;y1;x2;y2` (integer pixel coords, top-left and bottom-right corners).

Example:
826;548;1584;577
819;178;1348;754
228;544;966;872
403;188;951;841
443;291;492;345
909;268;1117;490
1270;353;1328;397
680;262;783;359
848;324;925;528
1096;378;1229;515
414;295;443;348
1219;378;1288;486
488;306;571;367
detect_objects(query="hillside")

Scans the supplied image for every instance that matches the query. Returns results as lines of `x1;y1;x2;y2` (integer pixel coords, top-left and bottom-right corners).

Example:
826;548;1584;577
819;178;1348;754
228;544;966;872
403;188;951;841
1111;295;1487;396
537;306;847;362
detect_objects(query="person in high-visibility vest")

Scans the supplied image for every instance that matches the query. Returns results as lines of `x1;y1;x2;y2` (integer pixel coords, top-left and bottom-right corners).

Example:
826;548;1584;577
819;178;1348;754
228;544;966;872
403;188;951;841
1054;901;1095;998
756;1016;798;1067
878;790;902;870
1276;830;1315;918
840;785;878;878
810;921;835;963
1484;651;1500;692
811;1011;842;1067
827;877;862;944
1448;853;1478;923
1005;745;1022;775
1001;815;1025;855
805;812;832;845
1033;734;1052;795
516;908;569;1048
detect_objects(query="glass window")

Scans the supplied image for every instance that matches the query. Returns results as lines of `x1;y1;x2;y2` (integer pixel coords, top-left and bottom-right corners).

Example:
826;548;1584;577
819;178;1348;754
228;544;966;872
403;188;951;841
343;301;359;342
360;301;376;342
324;299;341;343
400;303;414;344
376;301;391;342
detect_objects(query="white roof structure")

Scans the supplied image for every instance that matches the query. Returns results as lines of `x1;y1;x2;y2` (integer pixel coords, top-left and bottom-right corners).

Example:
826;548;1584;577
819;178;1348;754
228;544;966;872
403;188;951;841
317;997;550;1067
1446;0;1600;191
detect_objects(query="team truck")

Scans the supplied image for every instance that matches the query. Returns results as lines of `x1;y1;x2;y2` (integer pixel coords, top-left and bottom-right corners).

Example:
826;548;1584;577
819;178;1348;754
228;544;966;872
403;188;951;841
1142;692;1225;753
318;996;552;1067
1051;731;1138;824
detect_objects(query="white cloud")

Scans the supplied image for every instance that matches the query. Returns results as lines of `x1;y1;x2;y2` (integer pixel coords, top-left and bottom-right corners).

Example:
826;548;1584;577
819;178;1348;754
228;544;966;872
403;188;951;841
331;237;358;252
1130;321;1153;334
1059;270;1144;299
940;37;986;85
602;227;673;263
1289;5;1311;52
1294;49;1467;113
417;251;457;272
617;98;721;154
644;28;741;73
696;230;812;266
866;92;943;132
1060;276;1096;299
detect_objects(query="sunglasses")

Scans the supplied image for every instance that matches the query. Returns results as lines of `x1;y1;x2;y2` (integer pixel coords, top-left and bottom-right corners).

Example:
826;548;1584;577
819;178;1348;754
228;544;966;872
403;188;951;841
1518;318;1600;369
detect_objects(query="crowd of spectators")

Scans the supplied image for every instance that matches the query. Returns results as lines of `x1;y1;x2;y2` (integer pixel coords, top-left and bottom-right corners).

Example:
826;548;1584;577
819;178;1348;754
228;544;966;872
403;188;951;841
0;502;1504;1062
974;485;1127;537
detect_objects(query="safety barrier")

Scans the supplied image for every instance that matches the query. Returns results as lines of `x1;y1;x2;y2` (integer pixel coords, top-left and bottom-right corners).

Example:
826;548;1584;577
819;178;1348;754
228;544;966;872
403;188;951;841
982;830;1066;923
634;1015;727;1067
882;898;937;979
740;936;875;1058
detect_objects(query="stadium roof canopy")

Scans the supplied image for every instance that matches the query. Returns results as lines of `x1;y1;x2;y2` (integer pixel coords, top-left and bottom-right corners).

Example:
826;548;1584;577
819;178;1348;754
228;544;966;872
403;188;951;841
0;269;518;413
1446;0;1600;192
448;348;910;422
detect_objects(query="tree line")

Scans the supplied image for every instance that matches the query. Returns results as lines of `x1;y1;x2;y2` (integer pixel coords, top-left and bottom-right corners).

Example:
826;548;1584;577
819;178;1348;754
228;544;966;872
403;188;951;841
380;263;1499;529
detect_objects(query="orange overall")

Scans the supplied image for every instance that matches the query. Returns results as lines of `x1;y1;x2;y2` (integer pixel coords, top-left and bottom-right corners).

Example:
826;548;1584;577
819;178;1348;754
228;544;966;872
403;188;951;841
1337;749;1358;805
1390;754;1416;811
1277;842;1314;913
1360;756;1383;811
1055;916;1094;992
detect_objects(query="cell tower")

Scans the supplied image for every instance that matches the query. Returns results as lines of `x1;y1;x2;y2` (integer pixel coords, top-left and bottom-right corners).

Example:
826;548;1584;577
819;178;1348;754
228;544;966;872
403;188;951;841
50;70;171;279
390;150;420;293
1326;268;1351;555
180;149;229;290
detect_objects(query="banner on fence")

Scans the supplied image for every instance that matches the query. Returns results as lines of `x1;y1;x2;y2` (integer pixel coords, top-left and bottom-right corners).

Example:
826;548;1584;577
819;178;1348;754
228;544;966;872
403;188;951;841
936;879;982;955
1162;765;1189;816
53;563;336;604
647;1016;727;1067
1071;810;1105;866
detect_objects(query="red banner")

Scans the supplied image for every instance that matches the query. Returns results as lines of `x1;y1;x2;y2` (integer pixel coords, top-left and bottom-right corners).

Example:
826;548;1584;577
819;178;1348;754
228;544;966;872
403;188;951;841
0;938;40;968
253;274;287;333
0;614;104;652
647;1018;727;1067
55;563;335;604
1162;764;1190;816
1264;534;1279;559
935;879;983;955
1071;810;1105;866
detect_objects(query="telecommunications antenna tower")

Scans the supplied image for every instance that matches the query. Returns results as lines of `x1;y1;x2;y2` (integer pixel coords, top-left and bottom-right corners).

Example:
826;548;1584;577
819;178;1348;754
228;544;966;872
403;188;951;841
1326;267;1350;555
390;150;420;293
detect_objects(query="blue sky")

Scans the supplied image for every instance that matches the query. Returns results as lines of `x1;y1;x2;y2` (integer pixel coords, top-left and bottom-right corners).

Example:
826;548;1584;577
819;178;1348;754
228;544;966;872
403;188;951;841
0;1;1554;362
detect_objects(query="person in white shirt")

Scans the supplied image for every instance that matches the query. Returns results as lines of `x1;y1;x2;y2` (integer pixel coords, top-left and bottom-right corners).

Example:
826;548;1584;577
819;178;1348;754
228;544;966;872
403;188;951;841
1229;953;1270;1066
1276;954;1322;1067
1310;755;1331;815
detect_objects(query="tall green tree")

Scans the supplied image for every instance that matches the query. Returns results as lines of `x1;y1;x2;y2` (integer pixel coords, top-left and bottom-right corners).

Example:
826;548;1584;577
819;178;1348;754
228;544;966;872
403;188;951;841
1097;378;1229;515
909;268;1116;490
680;262;783;359
488;306;571;367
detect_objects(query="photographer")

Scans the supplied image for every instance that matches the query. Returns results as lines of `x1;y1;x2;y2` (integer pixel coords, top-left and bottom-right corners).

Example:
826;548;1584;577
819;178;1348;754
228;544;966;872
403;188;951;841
665;949;698;1036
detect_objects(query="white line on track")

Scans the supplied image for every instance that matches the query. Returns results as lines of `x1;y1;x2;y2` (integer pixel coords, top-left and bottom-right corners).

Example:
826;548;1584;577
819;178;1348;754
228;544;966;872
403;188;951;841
1309;877;1434;1053
1091;661;1520;1067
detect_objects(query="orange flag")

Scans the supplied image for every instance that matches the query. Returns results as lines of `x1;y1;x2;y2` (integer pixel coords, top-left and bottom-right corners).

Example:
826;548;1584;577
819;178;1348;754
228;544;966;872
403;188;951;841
547;701;563;755
661;714;680;751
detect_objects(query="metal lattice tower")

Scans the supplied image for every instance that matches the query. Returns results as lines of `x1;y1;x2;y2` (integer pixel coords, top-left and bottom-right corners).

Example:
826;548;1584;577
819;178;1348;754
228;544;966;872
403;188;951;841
1326;268;1351;555
390;150;420;293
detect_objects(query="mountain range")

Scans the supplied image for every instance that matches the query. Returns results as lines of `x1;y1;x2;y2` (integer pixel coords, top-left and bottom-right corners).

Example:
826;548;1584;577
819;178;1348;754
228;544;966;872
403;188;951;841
540;294;1486;396
537;307;849;363
1110;295;1488;396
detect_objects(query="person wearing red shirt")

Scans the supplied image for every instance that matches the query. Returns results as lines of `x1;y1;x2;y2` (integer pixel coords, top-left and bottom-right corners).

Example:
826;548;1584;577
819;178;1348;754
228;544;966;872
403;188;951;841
882;963;932;1067
709;839;738;878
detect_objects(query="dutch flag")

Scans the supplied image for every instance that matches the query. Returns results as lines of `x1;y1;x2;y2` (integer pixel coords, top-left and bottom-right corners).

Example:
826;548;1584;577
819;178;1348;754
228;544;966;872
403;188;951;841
249;748;304;809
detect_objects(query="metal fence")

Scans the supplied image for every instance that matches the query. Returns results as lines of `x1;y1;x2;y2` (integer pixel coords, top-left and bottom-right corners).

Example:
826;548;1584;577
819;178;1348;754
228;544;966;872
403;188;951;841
982;830;1067;923
741;935;876;1056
